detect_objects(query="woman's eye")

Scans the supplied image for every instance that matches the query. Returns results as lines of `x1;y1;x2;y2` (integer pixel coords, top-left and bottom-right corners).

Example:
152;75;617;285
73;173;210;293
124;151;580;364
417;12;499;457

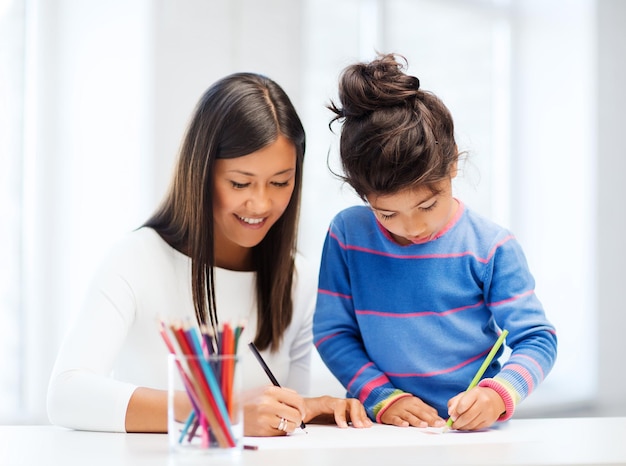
379;212;395;220
272;180;291;188
230;181;249;189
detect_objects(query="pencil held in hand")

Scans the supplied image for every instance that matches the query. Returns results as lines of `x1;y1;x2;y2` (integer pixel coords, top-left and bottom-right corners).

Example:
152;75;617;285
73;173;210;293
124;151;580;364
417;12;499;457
445;329;509;431
248;341;307;430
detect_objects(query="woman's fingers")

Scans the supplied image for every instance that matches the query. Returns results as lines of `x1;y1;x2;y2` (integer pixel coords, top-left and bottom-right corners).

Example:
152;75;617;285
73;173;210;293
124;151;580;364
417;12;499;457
242;386;306;437
343;398;372;428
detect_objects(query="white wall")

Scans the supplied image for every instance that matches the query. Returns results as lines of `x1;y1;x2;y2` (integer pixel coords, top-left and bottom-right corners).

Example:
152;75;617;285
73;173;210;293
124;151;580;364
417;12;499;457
596;0;626;416
507;0;598;415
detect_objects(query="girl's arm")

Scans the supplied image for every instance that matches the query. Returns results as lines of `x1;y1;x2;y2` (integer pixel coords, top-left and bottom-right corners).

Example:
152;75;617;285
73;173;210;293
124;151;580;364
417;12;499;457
477;235;558;421
313;227;411;421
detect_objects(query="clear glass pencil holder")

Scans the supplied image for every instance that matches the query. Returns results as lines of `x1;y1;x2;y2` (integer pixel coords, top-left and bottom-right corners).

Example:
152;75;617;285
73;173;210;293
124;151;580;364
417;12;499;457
168;354;242;456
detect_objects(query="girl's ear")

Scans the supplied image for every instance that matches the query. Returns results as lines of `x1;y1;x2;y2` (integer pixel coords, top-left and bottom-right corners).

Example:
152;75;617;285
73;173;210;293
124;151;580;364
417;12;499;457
450;159;459;179
449;145;460;179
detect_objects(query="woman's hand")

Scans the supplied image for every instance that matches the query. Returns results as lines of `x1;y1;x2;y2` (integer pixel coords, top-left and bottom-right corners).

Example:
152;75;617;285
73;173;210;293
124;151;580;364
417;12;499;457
243;386;307;437
379;395;445;428
303;396;372;428
446;386;505;431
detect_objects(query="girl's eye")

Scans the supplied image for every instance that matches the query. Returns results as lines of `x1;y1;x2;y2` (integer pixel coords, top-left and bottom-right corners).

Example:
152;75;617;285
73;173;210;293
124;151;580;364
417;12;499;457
230;181;250;189
379;212;395;220
271;180;291;188
420;200;438;212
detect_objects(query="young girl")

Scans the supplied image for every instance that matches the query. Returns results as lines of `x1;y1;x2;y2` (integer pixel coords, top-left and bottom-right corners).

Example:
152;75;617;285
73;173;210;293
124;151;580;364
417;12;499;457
47;72;370;436
313;54;557;431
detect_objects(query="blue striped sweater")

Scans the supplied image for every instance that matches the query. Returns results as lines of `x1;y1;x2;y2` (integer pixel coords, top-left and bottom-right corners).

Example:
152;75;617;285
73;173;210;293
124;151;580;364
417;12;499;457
313;202;557;421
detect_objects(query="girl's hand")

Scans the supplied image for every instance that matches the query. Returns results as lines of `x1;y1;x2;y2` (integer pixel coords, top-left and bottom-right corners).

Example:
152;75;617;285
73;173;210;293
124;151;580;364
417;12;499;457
304;396;372;428
380;395;446;428
242;385;307;437
446;386;505;431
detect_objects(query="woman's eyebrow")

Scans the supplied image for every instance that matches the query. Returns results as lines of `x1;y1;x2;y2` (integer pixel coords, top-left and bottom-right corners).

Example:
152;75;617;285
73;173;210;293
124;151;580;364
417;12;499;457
225;167;296;176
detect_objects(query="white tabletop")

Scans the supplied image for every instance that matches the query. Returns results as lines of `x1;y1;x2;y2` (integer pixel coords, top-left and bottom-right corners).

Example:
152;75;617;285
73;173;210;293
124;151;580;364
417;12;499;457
1;417;625;465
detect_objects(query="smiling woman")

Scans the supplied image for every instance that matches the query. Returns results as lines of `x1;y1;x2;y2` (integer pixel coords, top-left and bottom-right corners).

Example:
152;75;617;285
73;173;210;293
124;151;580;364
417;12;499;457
46;72;370;436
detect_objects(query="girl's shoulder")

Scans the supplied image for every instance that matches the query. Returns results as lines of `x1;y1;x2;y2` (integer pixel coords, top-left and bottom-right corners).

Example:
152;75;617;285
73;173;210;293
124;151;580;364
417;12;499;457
462;205;512;237
459;205;518;252
333;204;371;220
330;205;375;230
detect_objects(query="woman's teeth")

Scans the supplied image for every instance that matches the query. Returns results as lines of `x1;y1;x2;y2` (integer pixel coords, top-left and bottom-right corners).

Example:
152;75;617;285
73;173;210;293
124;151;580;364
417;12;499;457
239;216;263;225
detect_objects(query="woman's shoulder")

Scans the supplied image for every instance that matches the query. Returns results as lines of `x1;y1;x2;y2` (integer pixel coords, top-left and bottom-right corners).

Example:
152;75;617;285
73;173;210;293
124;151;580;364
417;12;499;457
94;227;183;275
107;226;174;254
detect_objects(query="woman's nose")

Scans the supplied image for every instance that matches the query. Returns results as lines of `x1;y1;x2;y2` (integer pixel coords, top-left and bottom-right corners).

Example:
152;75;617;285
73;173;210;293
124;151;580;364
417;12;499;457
246;188;271;213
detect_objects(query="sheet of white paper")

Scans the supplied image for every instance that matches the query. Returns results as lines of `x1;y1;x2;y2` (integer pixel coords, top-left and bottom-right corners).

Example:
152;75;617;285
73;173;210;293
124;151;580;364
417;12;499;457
243;422;534;450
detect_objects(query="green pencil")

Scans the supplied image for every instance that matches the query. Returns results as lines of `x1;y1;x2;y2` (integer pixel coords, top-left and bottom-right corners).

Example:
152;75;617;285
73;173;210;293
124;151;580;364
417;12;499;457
444;329;509;430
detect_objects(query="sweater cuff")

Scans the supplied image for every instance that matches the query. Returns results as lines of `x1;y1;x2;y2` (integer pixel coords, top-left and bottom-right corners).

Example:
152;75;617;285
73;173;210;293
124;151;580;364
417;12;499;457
373;390;412;423
478;378;515;421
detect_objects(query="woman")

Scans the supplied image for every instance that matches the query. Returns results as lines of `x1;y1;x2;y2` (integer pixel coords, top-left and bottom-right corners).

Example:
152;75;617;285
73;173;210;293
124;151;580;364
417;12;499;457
47;72;370;436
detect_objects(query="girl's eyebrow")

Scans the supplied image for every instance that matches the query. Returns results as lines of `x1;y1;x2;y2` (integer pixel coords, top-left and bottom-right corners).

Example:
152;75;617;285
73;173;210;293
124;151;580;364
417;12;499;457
416;194;437;208
371;193;437;213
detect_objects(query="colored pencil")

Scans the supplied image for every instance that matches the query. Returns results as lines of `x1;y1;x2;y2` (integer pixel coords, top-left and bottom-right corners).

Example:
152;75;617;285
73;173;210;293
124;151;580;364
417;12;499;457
159;318;243;448
444;329;509;431
171;323;233;447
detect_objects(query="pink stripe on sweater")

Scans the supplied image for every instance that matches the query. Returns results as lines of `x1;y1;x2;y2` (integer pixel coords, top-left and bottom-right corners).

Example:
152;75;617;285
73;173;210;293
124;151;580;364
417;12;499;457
356;300;484;318
358;374;389;404
318;288;352;300
329;230;515;264
347;362;374;392
503;363;536;393
511;354;545;381
488;289;535;307
314;332;341;348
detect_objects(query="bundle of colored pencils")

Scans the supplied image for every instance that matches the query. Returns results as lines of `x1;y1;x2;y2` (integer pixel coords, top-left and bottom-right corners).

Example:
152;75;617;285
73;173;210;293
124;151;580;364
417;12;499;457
159;319;245;448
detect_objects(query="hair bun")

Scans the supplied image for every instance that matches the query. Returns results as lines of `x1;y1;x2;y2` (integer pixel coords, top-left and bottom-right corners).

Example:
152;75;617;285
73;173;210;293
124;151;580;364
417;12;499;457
335;53;420;119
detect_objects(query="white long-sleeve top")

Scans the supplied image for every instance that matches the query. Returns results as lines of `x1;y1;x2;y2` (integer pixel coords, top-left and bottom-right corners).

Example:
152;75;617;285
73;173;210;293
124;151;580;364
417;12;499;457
47;227;316;432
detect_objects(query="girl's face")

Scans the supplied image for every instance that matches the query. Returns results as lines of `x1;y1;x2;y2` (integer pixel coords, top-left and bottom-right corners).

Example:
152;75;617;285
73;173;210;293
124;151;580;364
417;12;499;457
213;135;296;269
366;176;458;246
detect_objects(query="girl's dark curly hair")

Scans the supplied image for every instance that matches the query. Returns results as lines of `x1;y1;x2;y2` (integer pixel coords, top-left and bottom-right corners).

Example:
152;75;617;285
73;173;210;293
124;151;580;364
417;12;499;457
329;53;458;199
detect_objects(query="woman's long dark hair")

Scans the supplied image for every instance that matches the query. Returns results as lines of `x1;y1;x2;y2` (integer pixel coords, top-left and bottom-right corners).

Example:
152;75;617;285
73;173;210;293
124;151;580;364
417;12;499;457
144;73;306;351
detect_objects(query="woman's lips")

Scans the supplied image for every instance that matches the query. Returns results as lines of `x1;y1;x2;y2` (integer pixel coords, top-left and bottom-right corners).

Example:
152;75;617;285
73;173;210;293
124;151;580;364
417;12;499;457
236;214;267;229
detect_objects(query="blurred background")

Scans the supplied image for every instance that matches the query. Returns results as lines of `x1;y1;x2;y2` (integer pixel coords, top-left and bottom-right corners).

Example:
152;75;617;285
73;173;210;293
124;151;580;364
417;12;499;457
1;0;624;425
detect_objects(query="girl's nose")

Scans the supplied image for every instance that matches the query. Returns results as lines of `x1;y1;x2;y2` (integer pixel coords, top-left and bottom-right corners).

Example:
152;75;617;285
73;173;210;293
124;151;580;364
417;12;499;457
404;222;427;240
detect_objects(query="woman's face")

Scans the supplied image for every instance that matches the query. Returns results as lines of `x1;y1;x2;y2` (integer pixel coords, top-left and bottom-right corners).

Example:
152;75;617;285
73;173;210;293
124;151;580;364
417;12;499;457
213;135;297;269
